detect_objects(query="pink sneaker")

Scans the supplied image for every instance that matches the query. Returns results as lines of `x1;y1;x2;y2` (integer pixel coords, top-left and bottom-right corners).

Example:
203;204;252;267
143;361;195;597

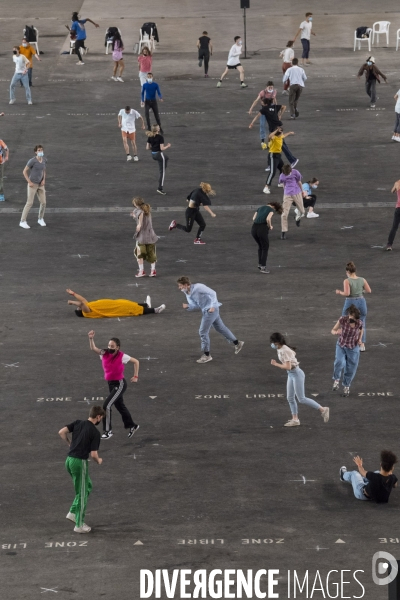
169;220;176;231
194;238;206;245
135;271;146;278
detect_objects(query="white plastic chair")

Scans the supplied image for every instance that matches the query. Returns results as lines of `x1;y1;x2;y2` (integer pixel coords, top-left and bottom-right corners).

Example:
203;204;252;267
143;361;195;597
138;28;155;53
372;21;390;46
23;27;39;54
396;29;400;51
354;29;371;52
105;28;122;54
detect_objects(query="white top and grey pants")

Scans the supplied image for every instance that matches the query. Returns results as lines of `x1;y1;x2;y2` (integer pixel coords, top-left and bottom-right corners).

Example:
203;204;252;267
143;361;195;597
283;66;307;117
10;55;31;103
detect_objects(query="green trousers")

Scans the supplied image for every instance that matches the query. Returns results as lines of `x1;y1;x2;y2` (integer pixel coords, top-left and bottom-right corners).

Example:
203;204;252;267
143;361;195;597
65;457;92;528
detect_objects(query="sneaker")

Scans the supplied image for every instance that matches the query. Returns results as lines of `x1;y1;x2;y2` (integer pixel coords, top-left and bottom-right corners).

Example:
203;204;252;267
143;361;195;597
263;186;271;194
157;189;166;195
9;99;15;105
370;104;375;108
290;115;295;119
133;155;139;162
234;341;244;354
277;183;284;188
295;109;299;117
294;208;300;220
76;61;85;65
257;265;262;270
340;466;347;482
284;419;300;427
396;138;400;143
38;219;46;227
265;167;270;172
66;512;76;523
282;90;288;95
0;195;5;202
128;424;140;438
392;135;396;141
74;524;91;533
321;407;330;423
28;101;33;105
155;304;166;313
111;76;117;81
261;142;267;150
217;81;222;87
260;267;270;274
197;354;213;363
127;155;133;161
241;82;248;88
307;212;319;218
205;74;209;78
295;216;301;227
135;271;146;278
101;431;113;439
146;295;151;308
116;77;124;82
332;380;339;391
169;220;177;231
290;159;299;168
341;387;350;397
280;232;286;240
360;343;366;352
386;244;393;251
198;59;203;67
19;221;30;229
149;270;157;277
194;238;206;244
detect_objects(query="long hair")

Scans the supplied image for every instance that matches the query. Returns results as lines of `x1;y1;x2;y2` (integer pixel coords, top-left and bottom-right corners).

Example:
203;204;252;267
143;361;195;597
346;304;361;320
112;31;124;50
199;182;216;196
141;46;152;57
268;201;283;215
146;124;160;138
133;196;151;215
270;332;296;351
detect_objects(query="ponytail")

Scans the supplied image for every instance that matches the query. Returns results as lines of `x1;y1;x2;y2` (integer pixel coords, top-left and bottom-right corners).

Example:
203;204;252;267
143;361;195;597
132;196;151;215
270;332;296;351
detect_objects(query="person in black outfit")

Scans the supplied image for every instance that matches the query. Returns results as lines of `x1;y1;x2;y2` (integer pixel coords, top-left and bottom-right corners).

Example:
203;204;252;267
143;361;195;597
251;202;282;273
386;178;400;250
168;182;216;245
145;125;171;195
197;31;213;77
340;450;398;503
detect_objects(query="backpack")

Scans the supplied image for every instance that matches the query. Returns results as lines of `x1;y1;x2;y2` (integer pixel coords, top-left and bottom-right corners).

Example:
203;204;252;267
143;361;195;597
356;26;370;38
24;25;37;42
105;26;119;46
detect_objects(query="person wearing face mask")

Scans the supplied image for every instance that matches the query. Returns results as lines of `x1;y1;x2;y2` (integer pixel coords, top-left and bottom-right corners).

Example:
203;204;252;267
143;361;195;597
293;12;316;66
88;331;140;440
19;37;41;87
138;46;153;87
118;105;145;161
336;261;371;352
177;276;244;364
297;177;319;218
20;145;46;229
10;46;32;105
331;305;363;397
141;72;163;132
58;405;105;534
270;332;329;427
217;36;248;88
66;289;166;317
357;57;387;108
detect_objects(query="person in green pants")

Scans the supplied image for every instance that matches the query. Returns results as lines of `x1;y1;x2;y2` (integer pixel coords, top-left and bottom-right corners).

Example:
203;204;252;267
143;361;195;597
58;405;105;533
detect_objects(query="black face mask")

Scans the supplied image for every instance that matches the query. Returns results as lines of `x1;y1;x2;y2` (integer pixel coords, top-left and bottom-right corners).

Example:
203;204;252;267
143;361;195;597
105;348;117;354
95;419;101;426
13;50;17;55
349;318;356;324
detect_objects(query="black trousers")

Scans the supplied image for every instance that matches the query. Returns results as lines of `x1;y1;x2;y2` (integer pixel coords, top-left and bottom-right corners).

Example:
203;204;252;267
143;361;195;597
145;99;162;130
75;39;85;62
266;153;283;185
198;49;210;74
302;194;317;209
103;378;136;432
251;223;270;266
151;152;169;190
138;302;155;314
176;207;206;238
388;207;400;246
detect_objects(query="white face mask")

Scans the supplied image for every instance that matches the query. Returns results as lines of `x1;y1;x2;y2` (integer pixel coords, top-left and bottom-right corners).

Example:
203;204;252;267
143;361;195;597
22;42;28;47
147;78;153;83
237;41;242;45
267;87;273;92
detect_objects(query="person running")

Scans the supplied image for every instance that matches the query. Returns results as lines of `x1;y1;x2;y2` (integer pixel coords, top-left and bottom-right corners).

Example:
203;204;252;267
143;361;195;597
263;128;295;195
19;36;41;87
145;125;171;195
357;57;387;108
336;261;371;352
217;36;248;88
0;138;9;202
386;179;400;251
299;177;319;218
251;202;283;273
138;47;153;87
331;304;363;397
169;182;216;245
131;197;159;277
293;13;316;66
70;11;99;65
118;106;145;162
19;145;46;229
111;30;124;82
58;405;105;533
340;451;398;503
66;289;165;317
141;73;163;132
197;31;212;77
279;41;294;93
9;46;32;105
88;331;140;440
177;276;244;363
270;332;329;427
393;88;400;142
283;58;307;119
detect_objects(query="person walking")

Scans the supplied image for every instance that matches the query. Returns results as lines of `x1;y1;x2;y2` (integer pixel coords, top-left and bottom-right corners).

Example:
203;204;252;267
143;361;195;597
9;46;32;105
66;289;166;317
331;304;363;397
270;332;330;427
251;202;283;273
131;197;159;277
141;73;163;132
217;36;248;88
58;405;105;533
278;164;305;238
70;11;99;65
386;178;400;250
19;36;41;87
279;41;294;93
169;182;216;245
88;331;140;440
283;58;307;119
19;145;46;229
336;261;371;352
111;30;124;82
263;128;295;195
293;13;316;66
248;82;277;146
392;88;400;142
299;177;319;218
357;57;387;108
138;47;153;87
197;31;212;77
177;276;244;363
118;106;145;161
145;125;171;195
0;138;9;202
340;451;398;504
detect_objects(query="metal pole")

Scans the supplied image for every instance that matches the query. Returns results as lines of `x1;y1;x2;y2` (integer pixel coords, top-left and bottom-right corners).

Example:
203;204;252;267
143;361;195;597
244;7;247;59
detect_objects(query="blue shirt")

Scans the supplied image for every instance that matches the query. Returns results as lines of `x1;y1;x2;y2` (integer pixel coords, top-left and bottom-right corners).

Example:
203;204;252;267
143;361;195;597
302;182;312;196
183;284;222;314
141;82;162;102
71;19;87;41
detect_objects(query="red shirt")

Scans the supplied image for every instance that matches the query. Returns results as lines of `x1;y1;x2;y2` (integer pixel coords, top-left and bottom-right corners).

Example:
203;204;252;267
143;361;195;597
338;316;363;349
138;54;152;72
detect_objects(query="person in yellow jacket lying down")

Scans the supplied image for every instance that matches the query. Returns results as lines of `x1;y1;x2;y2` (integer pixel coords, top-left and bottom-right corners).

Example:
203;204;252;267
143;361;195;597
66;289;165;318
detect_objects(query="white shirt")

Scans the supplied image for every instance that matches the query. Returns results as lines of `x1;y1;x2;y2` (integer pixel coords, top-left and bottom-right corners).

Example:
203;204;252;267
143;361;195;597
13;54;29;74
227;43;242;66
299;20;312;40
283;65;307;87
277;345;299;368
118;108;141;133
395;89;400;113
281;48;294;63
100;353;131;364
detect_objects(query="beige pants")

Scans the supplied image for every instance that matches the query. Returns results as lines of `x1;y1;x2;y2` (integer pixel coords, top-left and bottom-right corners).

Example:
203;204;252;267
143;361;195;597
281;193;304;232
21;184;46;222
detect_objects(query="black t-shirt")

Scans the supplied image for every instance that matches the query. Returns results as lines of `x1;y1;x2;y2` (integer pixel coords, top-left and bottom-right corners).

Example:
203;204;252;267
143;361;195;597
148;134;164;152
364;471;398;503
260;104;283;131
367;67;377;81
67;420;101;460
199;36;211;50
187;188;211;208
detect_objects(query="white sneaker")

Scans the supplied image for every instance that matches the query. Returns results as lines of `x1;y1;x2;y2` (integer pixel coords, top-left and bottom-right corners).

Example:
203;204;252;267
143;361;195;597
265;167;270;172
19;221;30;229
77;61;85;65
235;341;244;354
263;186;271;194
111;76;117;81
38;219;46;226
340;466;347;482
133;155;139;162
284;419;300;427
396;138;400;143
9;99;15;105
146;295;151;308
294;208;300;218
307;212;319;218
66;512;76;523
117;77;124;83
28;101;33;105
321;407;330;423
74;524;91;533
155;304;166;314
277;183;284;188
197;354;213;363
127;155;133;161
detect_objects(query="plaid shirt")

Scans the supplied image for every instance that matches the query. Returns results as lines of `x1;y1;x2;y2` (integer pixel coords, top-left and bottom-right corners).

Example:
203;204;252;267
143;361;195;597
338;316;363;349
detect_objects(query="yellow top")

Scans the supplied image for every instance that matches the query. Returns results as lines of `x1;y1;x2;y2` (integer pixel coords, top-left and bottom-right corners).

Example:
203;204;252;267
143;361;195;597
83;299;145;319
19;44;36;68
268;135;283;153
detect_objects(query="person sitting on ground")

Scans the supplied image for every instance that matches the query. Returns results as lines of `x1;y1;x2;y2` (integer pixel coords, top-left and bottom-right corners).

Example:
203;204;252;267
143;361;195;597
295;177;319;219
66;289;165;317
340;451;398;503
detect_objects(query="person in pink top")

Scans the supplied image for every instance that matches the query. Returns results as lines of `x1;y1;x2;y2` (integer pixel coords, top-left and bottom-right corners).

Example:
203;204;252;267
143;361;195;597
138;46;153;87
278;163;305;239
88;331;140;440
386;179;400;250
111;31;124;82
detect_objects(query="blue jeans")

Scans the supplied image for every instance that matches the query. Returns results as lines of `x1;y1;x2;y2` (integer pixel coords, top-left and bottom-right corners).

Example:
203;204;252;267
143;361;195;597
301;38;310;59
333;343;360;387
342;297;367;343
286;367;321;415
10;72;31;102
343;470;369;501
199;307;237;353
260;114;267;141
282;140;296;164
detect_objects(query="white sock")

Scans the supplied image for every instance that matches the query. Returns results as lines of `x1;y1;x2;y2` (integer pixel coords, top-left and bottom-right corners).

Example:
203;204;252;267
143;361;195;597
151;263;156;271
138;265;144;273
